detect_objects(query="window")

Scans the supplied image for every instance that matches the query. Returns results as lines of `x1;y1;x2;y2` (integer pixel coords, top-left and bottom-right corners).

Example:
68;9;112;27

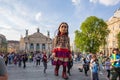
113;41;115;48
30;43;34;49
36;43;40;51
42;44;45;50
113;26;114;30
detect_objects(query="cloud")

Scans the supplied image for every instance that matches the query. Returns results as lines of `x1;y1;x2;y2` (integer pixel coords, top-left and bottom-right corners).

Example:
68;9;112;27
0;29;20;40
71;0;86;19
72;0;81;5
90;0;98;3
35;12;42;22
0;1;32;40
0;25;12;30
0;1;36;40
99;0;120;6
0;1;32;28
89;0;120;6
0;0;62;40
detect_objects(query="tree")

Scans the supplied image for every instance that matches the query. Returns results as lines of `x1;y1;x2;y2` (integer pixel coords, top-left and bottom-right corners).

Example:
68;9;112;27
117;32;120;49
75;16;109;53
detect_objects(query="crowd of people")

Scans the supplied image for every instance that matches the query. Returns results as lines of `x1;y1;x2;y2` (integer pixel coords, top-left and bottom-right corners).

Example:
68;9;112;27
78;48;120;80
0;22;120;80
1;48;120;80
0;51;50;68
0;50;49;80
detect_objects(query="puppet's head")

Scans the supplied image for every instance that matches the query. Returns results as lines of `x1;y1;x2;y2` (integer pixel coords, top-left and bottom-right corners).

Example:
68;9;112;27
57;22;69;36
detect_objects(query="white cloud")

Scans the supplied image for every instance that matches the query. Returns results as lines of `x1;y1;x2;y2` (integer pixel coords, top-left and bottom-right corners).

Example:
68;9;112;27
90;0;98;3
0;8;30;29
0;0;61;40
0;1;35;40
0;0;43;40
0;25;12;30
35;12;42;22
71;0;85;19
72;0;81;5
99;0;120;6
0;29;20;40
0;2;32;27
89;0;120;6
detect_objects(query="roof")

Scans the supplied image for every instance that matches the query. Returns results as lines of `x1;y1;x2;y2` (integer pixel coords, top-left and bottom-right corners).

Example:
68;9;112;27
8;40;19;43
24;32;52;40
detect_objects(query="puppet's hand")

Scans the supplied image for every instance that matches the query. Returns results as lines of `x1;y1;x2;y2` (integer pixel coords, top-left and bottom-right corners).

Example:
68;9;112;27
69;54;73;61
51;53;55;59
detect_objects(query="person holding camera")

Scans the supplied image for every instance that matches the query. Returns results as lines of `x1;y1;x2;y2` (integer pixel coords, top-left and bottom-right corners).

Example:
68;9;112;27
110;48;120;80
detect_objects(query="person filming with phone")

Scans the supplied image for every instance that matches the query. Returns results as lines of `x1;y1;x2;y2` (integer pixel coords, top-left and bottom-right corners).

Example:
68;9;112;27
110;48;120;80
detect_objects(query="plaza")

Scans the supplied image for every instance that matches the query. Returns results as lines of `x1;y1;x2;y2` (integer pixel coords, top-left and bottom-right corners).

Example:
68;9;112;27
7;61;107;80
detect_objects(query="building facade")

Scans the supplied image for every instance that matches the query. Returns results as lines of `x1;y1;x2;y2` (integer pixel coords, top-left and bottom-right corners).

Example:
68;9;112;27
106;8;120;56
19;28;52;54
7;40;19;53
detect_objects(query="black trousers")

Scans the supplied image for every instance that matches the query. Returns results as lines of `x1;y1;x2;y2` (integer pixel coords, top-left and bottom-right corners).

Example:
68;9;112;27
106;70;110;78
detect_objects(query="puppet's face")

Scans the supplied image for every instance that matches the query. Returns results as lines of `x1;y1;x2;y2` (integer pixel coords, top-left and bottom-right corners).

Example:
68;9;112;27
59;23;67;34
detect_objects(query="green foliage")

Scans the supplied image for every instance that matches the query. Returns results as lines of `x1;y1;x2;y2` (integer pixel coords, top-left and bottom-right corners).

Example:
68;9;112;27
117;32;120;49
74;16;109;53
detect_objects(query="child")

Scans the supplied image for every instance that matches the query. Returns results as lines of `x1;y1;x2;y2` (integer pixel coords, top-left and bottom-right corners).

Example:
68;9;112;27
83;58;89;76
105;58;111;80
90;54;99;80
42;51;47;73
52;22;71;79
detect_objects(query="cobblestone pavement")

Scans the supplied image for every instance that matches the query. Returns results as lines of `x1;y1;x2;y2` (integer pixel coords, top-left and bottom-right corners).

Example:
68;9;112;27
7;61;107;80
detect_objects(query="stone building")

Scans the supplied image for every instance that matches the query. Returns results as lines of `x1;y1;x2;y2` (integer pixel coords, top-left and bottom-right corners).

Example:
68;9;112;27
0;34;7;52
19;28;52;54
106;8;120;56
7;40;19;53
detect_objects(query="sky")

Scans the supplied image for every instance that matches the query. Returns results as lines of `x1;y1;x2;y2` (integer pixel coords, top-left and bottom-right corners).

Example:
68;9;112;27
0;0;120;44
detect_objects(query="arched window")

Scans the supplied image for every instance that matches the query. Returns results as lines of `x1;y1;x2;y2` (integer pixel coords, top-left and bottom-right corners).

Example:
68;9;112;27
30;43;34;50
42;44;45;50
36;43;40;51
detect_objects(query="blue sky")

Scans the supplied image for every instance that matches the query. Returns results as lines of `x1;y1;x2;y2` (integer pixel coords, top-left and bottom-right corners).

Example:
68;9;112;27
0;0;120;44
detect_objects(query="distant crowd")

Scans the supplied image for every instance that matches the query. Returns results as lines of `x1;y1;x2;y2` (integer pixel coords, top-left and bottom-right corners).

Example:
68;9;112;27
0;48;120;80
